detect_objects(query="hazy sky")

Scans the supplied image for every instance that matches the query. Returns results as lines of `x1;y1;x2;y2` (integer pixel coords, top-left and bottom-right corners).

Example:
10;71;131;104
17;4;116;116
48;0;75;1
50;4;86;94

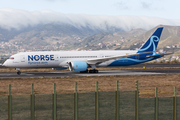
0;0;179;19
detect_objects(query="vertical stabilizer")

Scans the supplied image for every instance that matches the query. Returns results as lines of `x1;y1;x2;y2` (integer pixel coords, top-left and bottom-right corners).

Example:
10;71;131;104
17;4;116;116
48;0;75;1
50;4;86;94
137;27;163;53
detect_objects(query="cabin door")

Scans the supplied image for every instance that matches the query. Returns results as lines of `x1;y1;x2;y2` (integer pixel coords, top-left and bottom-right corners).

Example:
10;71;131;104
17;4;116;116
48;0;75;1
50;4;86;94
54;54;59;62
21;55;25;62
99;54;104;58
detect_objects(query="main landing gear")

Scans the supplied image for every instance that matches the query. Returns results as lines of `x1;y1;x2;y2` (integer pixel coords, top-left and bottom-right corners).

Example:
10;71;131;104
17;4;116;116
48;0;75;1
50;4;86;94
80;64;99;73
15;68;21;75
80;69;89;73
89;69;99;73
88;64;98;73
80;69;99;73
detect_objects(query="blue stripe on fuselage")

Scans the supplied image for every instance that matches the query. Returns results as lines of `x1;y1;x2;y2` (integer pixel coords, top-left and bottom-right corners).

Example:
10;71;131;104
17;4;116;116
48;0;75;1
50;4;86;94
108;53;161;66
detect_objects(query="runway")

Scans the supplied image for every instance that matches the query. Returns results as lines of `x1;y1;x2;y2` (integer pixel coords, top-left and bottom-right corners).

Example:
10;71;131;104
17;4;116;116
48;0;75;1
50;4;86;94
0;63;180;78
0;68;180;78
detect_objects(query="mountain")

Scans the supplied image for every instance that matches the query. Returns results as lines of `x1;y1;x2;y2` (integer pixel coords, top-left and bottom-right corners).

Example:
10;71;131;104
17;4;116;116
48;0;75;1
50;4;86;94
0;23;180;55
71;25;180;52
158;26;180;47
6;23;123;48
0;26;38;42
77;28;146;50
126;25;180;50
0;9;180;48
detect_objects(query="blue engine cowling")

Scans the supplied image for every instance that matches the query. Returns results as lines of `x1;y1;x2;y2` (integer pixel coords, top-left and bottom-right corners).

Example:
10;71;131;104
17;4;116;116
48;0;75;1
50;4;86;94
68;61;87;72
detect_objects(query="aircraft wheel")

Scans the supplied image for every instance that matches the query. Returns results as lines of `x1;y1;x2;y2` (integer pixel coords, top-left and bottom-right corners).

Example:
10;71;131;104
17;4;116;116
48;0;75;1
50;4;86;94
85;69;89;73
80;69;89;73
94;70;99;73
17;71;21;75
89;69;98;73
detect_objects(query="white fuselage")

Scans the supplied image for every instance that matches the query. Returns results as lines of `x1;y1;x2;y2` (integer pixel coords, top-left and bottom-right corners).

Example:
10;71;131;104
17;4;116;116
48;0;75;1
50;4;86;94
3;50;137;68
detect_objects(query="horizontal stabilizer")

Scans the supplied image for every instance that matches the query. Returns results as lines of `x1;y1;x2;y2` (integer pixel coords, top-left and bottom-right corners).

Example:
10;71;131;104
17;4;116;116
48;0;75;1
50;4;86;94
146;52;173;58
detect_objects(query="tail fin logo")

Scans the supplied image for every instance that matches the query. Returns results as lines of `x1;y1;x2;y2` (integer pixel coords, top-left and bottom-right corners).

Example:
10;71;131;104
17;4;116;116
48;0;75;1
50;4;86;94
152;35;159;42
137;27;163;53
138;35;159;52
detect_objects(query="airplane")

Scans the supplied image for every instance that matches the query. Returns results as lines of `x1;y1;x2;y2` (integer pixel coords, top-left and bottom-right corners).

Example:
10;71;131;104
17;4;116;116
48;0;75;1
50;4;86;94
3;27;172;75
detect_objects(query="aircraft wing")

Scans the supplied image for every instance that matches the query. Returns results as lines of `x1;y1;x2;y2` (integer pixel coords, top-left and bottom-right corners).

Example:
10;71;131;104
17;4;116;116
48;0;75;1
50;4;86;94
146;52;173;58
86;51;153;65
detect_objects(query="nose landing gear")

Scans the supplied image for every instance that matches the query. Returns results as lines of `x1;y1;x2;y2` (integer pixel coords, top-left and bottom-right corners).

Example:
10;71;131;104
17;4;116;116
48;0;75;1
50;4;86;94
17;71;21;75
15;68;21;75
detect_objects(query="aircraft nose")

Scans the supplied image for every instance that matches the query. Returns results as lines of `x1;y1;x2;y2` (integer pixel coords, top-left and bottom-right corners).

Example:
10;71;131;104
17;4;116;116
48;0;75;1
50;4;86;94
3;60;8;67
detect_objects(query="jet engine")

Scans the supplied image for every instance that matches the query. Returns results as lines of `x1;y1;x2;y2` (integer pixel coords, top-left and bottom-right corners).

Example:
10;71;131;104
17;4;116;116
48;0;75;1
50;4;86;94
68;61;87;72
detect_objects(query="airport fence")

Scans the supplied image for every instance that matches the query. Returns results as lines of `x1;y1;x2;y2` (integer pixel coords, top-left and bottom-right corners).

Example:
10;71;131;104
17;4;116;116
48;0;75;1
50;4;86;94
0;81;179;120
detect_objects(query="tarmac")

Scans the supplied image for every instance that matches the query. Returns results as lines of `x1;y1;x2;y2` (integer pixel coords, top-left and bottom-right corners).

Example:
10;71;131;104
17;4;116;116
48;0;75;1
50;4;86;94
0;68;179;78
0;64;180;78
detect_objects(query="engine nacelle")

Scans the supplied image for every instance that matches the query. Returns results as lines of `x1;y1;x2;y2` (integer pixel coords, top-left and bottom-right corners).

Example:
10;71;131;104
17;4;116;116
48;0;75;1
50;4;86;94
68;61;87;72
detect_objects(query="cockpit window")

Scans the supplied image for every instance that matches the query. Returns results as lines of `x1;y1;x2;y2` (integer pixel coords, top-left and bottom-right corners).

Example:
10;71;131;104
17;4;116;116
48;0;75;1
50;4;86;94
9;57;14;60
